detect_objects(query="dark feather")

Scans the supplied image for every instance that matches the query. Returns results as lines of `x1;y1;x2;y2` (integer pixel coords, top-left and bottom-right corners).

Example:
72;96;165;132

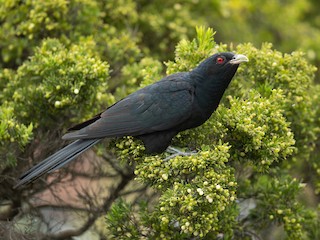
67;113;102;131
15;52;248;187
62;74;194;140
14;139;100;188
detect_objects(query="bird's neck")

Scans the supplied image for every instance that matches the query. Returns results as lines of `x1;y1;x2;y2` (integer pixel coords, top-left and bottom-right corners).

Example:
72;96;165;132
190;70;235;116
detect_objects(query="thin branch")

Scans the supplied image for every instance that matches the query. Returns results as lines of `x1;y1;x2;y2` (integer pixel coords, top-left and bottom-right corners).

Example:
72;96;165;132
42;170;135;240
64;169;119;179
34;204;90;212
119;185;149;197
101;153;127;177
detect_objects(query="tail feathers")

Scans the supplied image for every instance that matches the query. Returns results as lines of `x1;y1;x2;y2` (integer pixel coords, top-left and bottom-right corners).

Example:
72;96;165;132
14;139;100;188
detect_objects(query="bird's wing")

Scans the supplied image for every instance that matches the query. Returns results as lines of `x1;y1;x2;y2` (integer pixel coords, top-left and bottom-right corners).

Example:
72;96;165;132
62;75;194;140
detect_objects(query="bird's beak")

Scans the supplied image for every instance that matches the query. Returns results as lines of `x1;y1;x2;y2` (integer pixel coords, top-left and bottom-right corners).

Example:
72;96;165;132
230;54;249;64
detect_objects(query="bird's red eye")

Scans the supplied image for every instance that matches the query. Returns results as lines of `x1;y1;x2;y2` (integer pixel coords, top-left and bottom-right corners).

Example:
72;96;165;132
216;57;225;64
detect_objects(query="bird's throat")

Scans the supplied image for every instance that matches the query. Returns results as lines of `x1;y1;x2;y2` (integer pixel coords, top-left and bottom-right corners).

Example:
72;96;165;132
194;74;233;116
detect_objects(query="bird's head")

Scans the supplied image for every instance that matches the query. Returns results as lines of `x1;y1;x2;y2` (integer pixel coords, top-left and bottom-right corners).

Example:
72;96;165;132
192;52;249;83
191;52;248;111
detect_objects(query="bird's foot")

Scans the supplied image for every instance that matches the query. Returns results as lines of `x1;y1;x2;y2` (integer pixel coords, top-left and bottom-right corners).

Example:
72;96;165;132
164;146;197;161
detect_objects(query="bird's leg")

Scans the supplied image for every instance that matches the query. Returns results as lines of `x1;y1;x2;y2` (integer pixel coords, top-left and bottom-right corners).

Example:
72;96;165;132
164;146;197;161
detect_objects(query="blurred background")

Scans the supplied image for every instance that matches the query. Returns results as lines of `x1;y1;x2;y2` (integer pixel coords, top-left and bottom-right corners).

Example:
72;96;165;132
1;0;320;239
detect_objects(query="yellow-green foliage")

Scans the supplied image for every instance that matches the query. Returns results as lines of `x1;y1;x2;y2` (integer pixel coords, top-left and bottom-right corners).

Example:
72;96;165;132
212;90;295;169
165;27;225;74
250;174;310;240
207;0;320;67
0;104;33;170
136;144;237;238
2;0;320;239
3;38;111;127
168;32;297;171
0;0;101;66
108;28;320;239
233;44;318;160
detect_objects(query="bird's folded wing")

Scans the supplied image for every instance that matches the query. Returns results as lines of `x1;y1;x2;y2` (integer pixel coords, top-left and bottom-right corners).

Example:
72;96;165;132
62;78;194;140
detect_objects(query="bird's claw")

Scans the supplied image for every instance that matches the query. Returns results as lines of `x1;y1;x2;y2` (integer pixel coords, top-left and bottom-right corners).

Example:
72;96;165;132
164;146;197;161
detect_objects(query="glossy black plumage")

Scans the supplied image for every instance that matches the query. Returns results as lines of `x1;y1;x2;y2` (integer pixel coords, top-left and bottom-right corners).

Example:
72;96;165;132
15;52;248;187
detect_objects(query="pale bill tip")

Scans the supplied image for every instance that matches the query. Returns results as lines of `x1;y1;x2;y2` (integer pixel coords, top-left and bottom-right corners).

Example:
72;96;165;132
230;54;249;64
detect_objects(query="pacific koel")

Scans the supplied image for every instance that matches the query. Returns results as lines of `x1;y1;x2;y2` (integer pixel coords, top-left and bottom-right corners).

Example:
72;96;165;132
15;52;248;188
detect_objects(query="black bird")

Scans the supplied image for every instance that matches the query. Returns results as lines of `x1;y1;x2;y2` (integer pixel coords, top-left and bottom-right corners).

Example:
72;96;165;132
15;52;248;188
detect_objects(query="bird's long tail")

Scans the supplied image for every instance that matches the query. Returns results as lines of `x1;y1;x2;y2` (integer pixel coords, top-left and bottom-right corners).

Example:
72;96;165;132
14;139;101;188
